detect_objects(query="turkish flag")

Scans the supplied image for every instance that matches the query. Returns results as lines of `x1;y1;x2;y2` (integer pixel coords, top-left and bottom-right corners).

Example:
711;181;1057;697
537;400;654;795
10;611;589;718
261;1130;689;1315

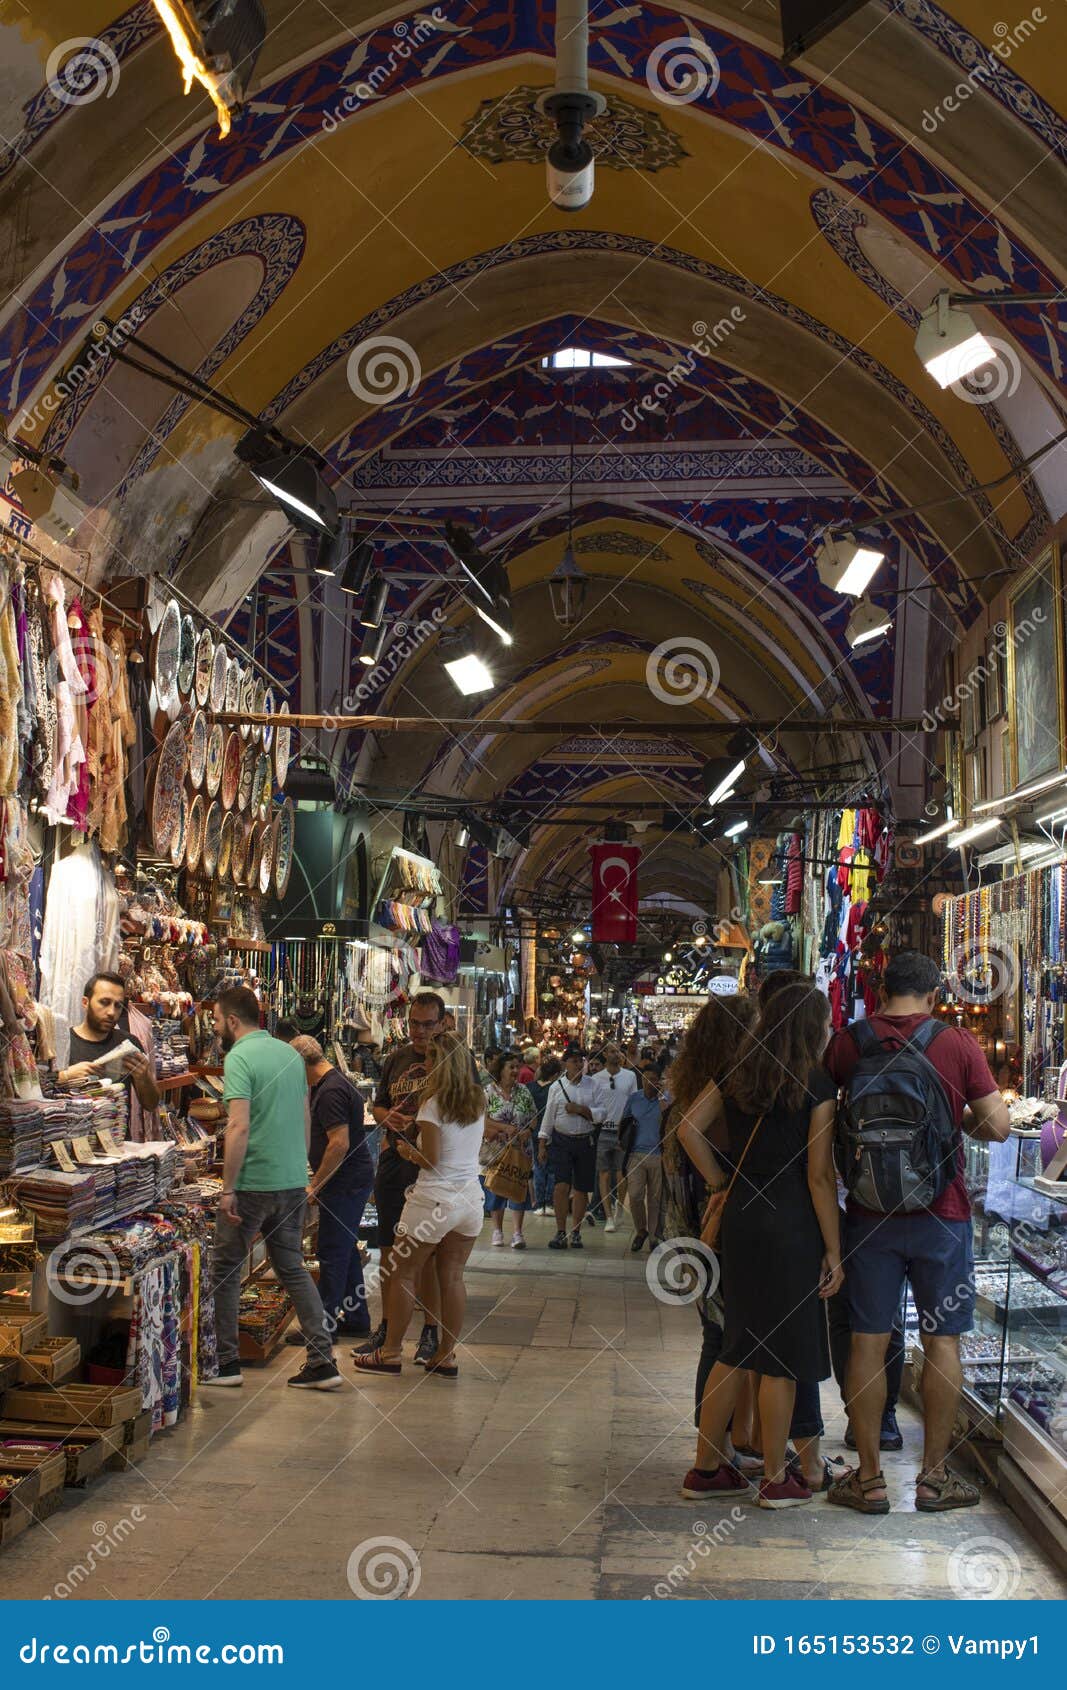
589;843;640;943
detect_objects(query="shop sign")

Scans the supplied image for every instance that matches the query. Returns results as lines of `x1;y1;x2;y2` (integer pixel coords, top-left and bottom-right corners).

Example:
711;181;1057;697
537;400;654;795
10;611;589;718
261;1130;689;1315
709;975;740;996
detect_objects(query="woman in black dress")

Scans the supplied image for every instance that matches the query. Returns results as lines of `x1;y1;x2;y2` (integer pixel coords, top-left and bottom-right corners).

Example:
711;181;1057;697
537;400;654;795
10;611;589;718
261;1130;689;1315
679;985;843;1509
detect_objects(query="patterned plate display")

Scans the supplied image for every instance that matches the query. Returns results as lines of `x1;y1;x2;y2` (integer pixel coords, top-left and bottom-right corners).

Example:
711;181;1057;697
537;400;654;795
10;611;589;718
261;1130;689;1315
252;678;266;744
202;802;222;879
246;822;261;893
188;710;208;790
153;599;182;714
218;812;235;884
258;819;275;896
186;794;205;873
262;687;276;752
177;614;197;698
204;722;224;798
150;722;188;857
225;658;242;725
232;816;252;886
170;791;189;867
194;628;214;707
210;644;229;715
239;669;256;740
238;743;257;812
221;732;241;811
273;800;294;900
274;700;291;788
254;752;272;820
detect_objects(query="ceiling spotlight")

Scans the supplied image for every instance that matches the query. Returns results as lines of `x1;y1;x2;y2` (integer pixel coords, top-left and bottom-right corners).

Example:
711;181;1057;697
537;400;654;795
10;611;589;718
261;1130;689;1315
704;757;747;808
237;433;338;535
915;292;997;389
314;526;350;577
151;0;266;138
846;596;893;649
724;819;749;838
816;533;886;598
357;622;389;667
947;816;1002;847
663;951;673;963
445;522;513;645
338;539;375;596
444;651;494;696
358;573;390;630
455;824;470;849
572;931;586;945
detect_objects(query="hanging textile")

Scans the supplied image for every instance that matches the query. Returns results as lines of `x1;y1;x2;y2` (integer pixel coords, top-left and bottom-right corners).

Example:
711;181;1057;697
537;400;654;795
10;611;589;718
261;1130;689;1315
419;921;460;984
38;842;121;1068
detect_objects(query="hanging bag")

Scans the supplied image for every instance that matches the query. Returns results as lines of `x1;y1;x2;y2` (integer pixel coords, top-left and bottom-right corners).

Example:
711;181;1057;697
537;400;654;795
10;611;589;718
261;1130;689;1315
699;1113;764;1251
483;1137;533;1204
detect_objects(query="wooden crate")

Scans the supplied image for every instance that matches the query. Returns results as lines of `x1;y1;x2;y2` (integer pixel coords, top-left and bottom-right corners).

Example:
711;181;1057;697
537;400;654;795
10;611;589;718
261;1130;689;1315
0;1422;109;1487
2;1448;65;1506
0;1355;19;1393
0;1467;41;1546
105;1410;152;1471
3;1384;142;1429
0;1312;48;1356
16;1337;81;1386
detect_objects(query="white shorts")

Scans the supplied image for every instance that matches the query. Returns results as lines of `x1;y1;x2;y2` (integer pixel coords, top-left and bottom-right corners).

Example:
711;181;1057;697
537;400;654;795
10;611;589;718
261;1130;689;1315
395;1176;484;1246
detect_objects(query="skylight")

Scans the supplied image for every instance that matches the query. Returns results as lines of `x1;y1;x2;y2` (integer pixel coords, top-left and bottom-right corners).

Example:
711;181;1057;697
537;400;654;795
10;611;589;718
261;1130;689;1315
540;347;632;370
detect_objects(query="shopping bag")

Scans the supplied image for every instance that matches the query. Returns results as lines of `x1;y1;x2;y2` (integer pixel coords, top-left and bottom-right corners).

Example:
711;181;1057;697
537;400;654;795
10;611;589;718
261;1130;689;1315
483;1141;532;1204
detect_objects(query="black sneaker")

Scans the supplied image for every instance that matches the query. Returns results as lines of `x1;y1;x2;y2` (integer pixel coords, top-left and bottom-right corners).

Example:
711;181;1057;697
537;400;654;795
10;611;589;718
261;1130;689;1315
548;1230;568;1250
569;1228;584;1249
585;1212;596;1227
201;1360;243;1388
630;1232;648;1254
352;1321;387;1355
414;1324;439;1366
880;1408;904;1451
288;1360;343;1391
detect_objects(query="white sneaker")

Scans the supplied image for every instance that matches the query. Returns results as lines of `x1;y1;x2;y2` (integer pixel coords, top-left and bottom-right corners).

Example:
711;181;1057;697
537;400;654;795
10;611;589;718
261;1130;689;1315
613;1202;625;1225
604;1215;617;1233
491;1229;505;1247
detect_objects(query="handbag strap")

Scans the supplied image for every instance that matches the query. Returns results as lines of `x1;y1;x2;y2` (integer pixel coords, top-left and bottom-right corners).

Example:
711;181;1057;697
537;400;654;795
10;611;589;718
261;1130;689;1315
717;1112;765;1205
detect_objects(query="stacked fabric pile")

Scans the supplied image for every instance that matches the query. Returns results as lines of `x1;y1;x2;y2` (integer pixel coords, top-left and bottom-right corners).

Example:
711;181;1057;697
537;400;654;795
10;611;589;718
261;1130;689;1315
39;1096;91;1144
0;1101;43;1176
67;1217;171;1277
88;1158;118;1227
15;1167;96;1241
85;1084;128;1145
152;1019;189;1079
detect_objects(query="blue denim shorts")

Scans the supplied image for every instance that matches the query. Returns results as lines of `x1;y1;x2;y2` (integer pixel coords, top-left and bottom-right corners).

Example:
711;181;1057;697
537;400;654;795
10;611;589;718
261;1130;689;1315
844;1210;974;1337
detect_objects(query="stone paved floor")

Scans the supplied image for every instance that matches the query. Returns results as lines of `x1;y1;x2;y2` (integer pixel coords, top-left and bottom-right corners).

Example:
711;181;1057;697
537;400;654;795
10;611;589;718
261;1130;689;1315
2;1209;1065;1601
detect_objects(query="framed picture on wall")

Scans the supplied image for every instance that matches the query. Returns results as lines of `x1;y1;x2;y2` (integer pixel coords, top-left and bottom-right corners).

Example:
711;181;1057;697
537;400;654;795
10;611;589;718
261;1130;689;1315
968;748;982;807
1007;546;1064;788
985;627;1005;720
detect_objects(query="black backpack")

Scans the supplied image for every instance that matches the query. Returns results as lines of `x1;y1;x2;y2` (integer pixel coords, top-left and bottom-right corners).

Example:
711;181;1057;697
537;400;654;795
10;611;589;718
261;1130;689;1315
837;1018;958;1212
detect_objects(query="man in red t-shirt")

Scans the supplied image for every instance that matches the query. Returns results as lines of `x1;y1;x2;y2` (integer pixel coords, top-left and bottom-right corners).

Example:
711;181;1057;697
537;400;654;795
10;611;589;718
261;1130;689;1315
824;951;1009;1514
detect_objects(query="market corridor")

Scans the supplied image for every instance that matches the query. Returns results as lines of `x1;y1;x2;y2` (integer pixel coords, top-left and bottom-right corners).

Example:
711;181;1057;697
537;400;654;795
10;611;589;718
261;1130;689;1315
1;1215;1063;1604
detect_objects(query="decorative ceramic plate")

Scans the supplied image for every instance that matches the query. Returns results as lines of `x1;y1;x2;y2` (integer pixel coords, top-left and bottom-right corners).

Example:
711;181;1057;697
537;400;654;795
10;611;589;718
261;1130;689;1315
151;722;188;857
252;678;266;744
275;700;291;788
225;656;242;723
232;816;251;886
262;687;276;752
177;614;197;698
239;669;256;740
238;743;257;812
221;732;242;811
274;800;295;899
202;802;222;879
210;644;229;715
204;722;224;798
194;628;214;707
258;820;275;896
254;752;272;820
188;710;208;790
170;792;189;867
246;823;261;893
218;812;235;884
186;794;205;873
153;599;182;713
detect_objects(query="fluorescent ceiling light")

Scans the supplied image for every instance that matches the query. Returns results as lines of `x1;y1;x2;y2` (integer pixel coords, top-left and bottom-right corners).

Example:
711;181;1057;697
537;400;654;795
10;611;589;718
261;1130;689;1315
913;816;956;845
816;533;886;597
708;759;746;807
247;446;338;535
724;819;749;838
475;603;513;645
758;875;783;885
915;293;997;389
443;652;494;695
947;816;1002;847
847;596;893;648
974;768;1067;813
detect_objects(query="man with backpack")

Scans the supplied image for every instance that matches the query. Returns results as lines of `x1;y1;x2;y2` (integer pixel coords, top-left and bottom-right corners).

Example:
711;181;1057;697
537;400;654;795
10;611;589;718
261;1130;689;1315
825;951;1009;1515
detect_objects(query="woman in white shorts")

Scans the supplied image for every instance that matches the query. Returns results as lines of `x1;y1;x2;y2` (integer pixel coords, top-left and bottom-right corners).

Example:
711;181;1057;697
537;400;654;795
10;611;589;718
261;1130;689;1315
352;1029;484;1379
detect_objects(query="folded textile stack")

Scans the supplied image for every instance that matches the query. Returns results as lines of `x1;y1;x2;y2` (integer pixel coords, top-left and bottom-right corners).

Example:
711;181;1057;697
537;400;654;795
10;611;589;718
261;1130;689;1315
39;1097;93;1145
85;1085;128;1145
152;1019;190;1079
15;1167;96;1241
0;1101;43;1176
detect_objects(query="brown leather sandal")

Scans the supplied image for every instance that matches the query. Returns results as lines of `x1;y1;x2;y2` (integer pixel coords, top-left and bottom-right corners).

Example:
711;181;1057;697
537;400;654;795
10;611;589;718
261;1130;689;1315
915;1467;980;1511
826;1466;890;1514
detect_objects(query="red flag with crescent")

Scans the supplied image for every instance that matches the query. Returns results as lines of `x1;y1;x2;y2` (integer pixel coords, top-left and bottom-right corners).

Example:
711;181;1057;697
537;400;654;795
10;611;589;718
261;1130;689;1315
589;843;640;943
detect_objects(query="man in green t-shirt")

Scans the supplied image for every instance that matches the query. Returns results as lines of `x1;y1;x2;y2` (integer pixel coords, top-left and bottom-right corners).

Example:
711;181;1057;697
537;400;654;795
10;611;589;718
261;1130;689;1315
202;986;341;1392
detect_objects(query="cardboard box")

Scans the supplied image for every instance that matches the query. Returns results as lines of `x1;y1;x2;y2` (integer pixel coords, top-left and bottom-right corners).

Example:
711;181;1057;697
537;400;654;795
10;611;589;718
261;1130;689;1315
0;1467;41;1545
16;1337;80;1386
0;1423;109;1487
3;1384;142;1428
0;1312;48;1356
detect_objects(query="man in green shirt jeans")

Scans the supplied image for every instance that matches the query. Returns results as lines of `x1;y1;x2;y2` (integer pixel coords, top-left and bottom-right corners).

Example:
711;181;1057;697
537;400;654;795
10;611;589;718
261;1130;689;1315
203;987;341;1391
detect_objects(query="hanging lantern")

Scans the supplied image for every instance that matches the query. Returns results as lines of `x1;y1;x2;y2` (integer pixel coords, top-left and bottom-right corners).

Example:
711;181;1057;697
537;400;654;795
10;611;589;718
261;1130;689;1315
548;546;588;627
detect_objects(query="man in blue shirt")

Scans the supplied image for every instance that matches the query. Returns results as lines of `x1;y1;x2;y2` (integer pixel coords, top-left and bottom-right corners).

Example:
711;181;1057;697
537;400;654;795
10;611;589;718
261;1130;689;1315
622;1063;665;1253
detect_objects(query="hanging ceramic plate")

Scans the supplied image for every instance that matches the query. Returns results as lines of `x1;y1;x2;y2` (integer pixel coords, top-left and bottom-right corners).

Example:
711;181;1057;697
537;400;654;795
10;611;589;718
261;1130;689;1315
246;823;261;893
204;722;224;798
218;812;235;884
210;644;229;715
194;628;214;707
232;816;251;887
177;614;196;698
262;687;276;752
239;670;256;741
273;800;295;900
221;731;241;811
188;710;208;790
251;678;266;744
152;599;182;714
274;700;291;788
254;752;272;820
186;794;205;874
226;659;242;732
170;791;189;868
258;820;275;896
151;722;188;857
238;743;257;812
202;802;222;879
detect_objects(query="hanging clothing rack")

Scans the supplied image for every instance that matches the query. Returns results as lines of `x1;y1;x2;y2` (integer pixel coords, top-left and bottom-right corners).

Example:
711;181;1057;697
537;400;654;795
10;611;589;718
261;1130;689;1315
1;532;140;632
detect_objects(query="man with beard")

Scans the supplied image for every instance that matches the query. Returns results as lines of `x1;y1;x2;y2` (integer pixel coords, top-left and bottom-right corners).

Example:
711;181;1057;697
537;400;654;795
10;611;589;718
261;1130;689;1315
59;972;160;1111
203;987;341;1391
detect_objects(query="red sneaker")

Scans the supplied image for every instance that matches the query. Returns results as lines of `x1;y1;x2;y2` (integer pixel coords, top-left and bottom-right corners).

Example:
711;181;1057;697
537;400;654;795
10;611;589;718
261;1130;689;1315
758;1473;813;1509
681;1463;751;1500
